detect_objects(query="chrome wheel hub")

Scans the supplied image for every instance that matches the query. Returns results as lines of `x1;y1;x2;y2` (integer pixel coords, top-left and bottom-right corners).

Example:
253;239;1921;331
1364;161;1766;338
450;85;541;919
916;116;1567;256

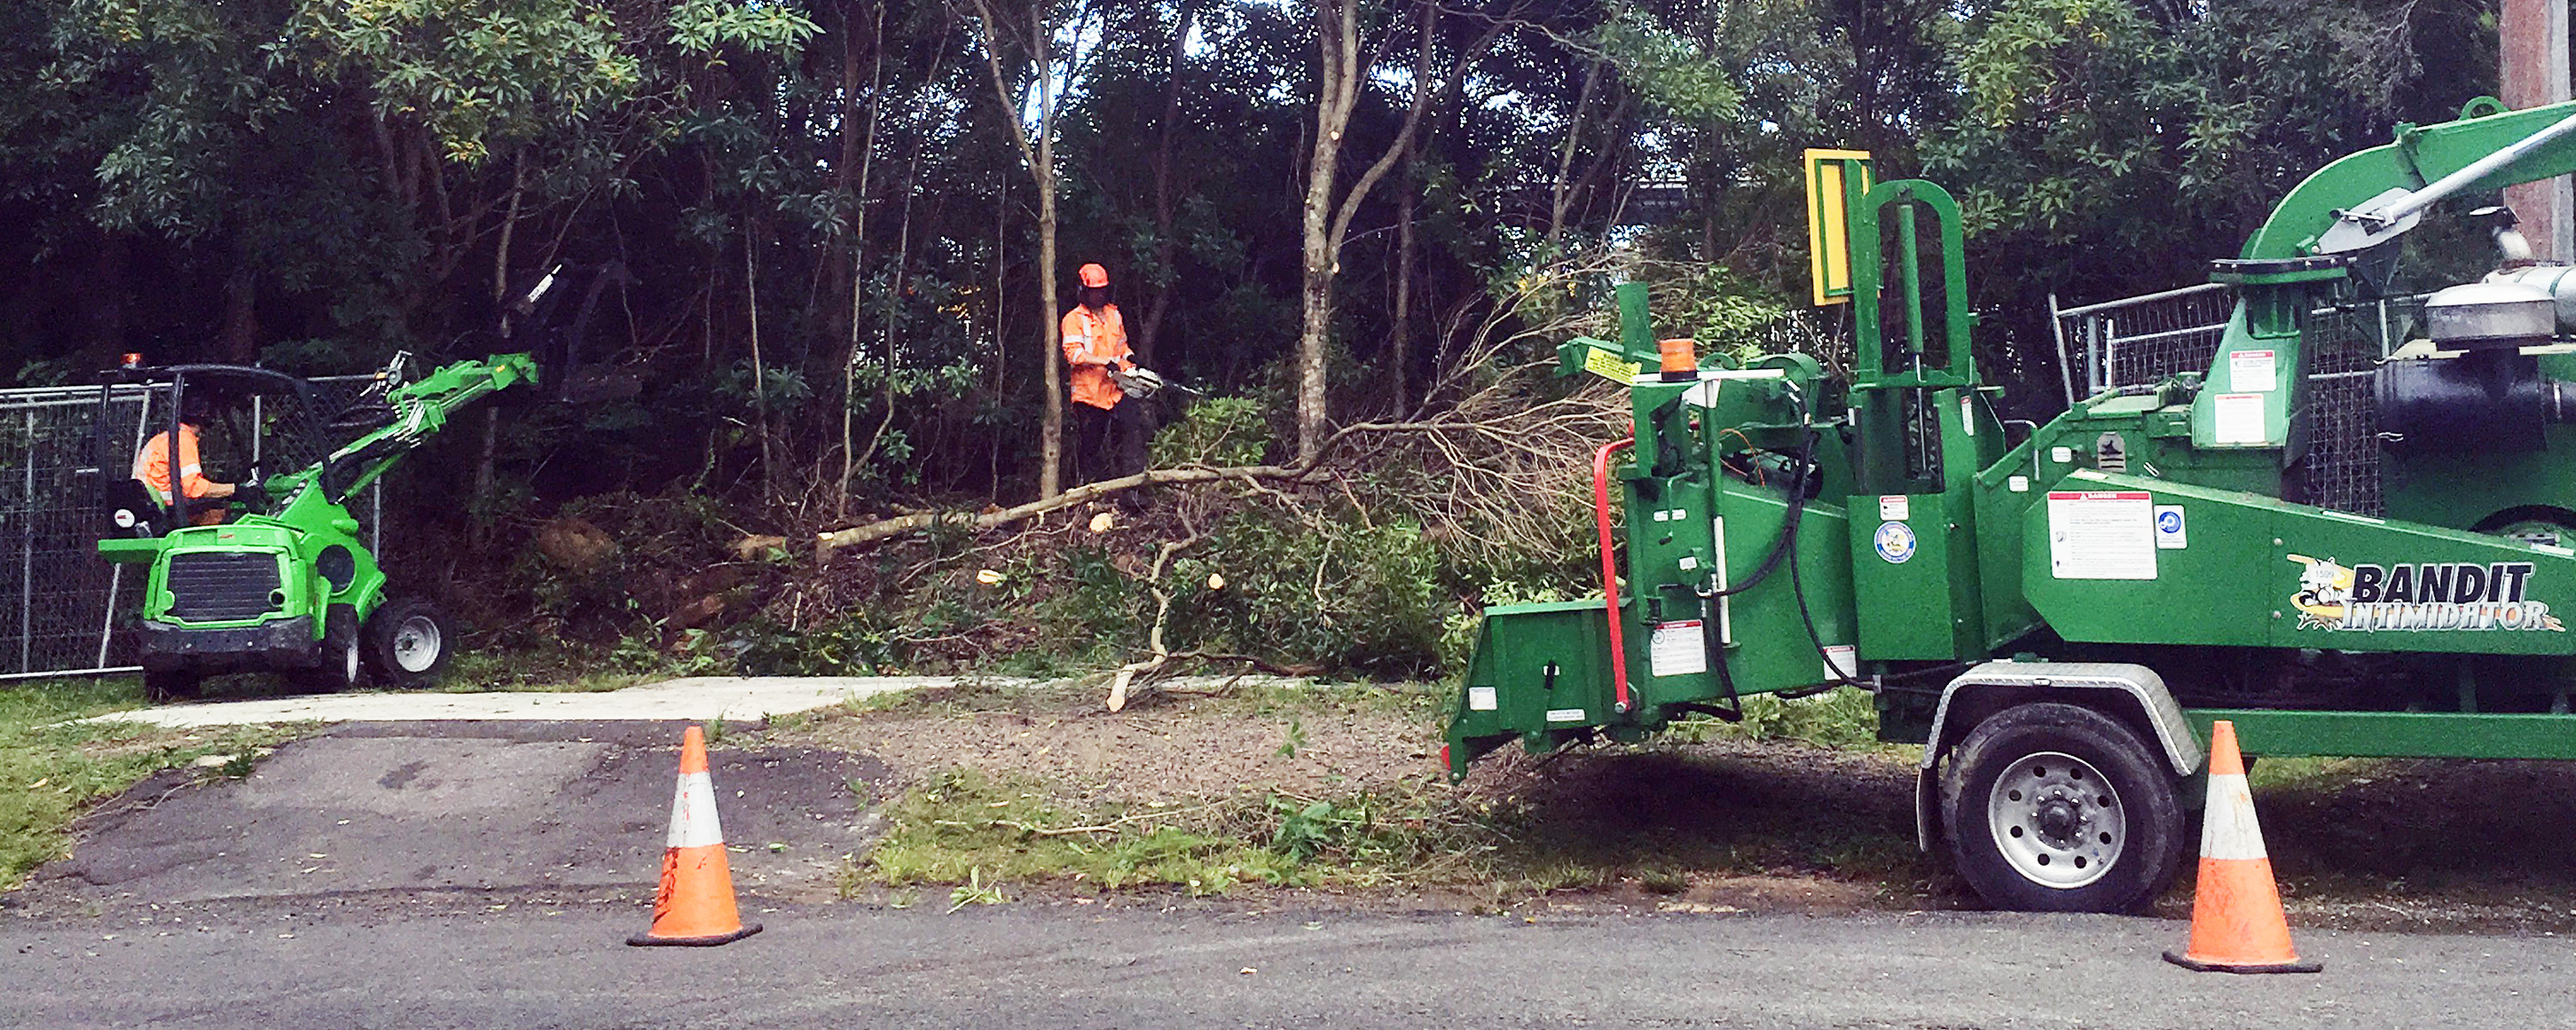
1985;751;2124;889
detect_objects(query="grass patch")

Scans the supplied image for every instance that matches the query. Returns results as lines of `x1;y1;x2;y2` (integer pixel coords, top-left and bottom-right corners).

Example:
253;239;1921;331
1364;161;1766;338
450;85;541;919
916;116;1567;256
440;646;660;694
862;767;1489;897
1668;688;1892;751
2245;755;2385;792
0;676;299;888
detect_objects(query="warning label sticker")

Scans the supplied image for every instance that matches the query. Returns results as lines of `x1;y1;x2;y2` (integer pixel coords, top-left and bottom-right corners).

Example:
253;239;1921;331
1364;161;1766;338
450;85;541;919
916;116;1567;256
1650;620;1708;678
2047;491;2158;580
1820;644;1857;681
1582;346;1641;384
2229;349;2278;393
2212;392;2266;444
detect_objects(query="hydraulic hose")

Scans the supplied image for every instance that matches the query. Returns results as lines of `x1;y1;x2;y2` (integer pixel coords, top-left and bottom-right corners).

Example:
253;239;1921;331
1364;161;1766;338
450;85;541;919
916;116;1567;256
1594;436;1636;713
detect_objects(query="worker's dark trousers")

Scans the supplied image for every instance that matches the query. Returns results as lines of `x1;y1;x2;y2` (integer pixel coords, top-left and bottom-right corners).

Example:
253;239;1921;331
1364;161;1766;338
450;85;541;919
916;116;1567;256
1072;400;1147;486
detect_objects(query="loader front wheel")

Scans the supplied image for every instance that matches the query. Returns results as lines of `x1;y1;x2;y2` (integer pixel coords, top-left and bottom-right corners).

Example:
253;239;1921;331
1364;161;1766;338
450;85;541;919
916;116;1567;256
364;598;452;688
1942;702;2183;914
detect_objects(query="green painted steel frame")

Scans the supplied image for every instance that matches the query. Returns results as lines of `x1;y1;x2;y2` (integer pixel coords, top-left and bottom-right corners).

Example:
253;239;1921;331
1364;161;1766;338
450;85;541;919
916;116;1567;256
2188;709;2576;759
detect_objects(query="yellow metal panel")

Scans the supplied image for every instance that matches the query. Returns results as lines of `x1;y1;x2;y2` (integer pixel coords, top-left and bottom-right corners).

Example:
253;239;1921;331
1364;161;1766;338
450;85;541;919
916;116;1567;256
1803;148;1872;307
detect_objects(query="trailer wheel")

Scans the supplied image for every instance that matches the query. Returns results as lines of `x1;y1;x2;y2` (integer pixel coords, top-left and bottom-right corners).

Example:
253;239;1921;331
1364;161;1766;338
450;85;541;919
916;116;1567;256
143;670;200;704
364;598;452;688
1942;702;2184;913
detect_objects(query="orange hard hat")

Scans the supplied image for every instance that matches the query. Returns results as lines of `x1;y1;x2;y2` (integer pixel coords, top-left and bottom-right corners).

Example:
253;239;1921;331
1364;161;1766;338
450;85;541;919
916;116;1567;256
1078;263;1110;288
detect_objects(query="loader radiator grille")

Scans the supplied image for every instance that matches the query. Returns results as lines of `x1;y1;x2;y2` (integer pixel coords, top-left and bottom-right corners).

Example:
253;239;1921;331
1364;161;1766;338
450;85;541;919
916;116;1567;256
164;552;283;622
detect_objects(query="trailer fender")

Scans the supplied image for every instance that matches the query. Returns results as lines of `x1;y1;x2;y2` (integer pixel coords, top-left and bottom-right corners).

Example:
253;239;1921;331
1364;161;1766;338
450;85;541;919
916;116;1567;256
1912;661;2204;851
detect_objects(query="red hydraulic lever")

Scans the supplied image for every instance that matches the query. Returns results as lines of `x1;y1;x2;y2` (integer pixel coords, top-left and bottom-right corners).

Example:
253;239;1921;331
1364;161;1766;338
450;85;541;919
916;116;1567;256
1593;436;1636;713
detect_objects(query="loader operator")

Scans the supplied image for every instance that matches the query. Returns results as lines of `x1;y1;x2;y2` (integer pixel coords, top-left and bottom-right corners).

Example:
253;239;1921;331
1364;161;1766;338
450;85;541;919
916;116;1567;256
134;395;238;525
1061;263;1145;485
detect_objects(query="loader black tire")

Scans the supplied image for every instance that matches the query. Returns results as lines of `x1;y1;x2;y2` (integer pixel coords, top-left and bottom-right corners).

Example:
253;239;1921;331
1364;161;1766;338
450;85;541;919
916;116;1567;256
1942;702;2184;914
293;605;361;693
364;598;452;688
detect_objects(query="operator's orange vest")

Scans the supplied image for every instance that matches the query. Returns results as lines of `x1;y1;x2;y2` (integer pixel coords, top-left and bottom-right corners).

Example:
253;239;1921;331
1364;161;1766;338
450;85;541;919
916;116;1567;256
132;424;209;506
1060;304;1131;409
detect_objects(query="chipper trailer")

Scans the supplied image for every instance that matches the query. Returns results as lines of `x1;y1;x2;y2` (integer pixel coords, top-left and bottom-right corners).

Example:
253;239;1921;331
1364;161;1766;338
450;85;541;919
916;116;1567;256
1447;97;2576;913
93;350;537;701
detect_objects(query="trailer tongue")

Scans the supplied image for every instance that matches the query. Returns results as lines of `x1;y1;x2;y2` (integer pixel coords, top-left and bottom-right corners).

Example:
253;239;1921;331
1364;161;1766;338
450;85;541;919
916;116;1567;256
1447;96;2576;913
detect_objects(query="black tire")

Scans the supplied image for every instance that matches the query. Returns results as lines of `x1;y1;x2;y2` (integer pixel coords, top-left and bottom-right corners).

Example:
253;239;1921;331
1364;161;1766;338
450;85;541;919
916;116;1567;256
143;669;200;704
293;605;362;693
1941;702;2185;914
364;598;452;688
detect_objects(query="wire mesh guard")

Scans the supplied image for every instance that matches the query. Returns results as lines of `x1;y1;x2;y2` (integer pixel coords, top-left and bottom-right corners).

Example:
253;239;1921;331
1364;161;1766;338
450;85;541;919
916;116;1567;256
0;375;383;680
2051;286;2416;518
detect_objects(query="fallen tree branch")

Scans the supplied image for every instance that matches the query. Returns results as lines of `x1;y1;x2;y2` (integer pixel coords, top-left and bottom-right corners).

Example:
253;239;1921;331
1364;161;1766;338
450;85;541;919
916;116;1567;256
812;420;1485;560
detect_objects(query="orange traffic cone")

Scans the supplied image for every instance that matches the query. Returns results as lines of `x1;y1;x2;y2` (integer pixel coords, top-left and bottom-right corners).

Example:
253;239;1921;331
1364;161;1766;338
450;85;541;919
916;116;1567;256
628;725;763;947
2164;719;2318;973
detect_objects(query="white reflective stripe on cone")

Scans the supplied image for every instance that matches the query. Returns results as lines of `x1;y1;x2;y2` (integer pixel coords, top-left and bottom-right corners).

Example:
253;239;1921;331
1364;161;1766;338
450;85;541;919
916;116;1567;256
666;771;726;850
2199;772;2269;861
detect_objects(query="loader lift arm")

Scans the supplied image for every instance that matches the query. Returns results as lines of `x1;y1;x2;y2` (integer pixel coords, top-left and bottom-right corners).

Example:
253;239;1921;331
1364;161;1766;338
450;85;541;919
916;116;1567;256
282;353;539;505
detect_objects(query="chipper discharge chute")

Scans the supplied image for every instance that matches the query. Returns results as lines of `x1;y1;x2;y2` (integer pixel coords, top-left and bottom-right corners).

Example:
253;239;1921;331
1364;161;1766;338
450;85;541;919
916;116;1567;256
1448;98;2576;914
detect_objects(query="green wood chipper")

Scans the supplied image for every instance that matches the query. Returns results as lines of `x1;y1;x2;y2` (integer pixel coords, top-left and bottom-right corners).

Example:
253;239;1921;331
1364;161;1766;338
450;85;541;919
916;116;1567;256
1447;97;2576;913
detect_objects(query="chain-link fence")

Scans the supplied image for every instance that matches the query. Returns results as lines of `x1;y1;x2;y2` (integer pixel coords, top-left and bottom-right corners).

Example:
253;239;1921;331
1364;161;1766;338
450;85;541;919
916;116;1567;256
0;374;382;680
2050;285;2423;517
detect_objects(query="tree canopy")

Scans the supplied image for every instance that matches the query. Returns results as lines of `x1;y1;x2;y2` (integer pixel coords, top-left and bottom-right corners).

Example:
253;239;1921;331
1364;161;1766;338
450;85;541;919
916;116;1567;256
0;0;2511;672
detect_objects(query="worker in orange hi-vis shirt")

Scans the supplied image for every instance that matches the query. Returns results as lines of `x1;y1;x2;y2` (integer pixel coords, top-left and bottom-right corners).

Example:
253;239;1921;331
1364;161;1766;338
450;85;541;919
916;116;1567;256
1060;263;1146;485
132;394;238;525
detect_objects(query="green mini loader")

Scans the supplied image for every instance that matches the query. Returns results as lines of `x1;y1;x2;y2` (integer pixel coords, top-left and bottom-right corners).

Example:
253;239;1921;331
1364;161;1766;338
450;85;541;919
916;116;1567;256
1447;97;2576;912
95;350;536;701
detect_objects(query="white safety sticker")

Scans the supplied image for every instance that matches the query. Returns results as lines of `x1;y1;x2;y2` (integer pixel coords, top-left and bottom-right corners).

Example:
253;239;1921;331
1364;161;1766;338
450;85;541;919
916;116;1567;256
1959;395;1976;436
2229;350;2278;394
1467;686;1497;711
2008;475;2030;493
1677;555;1699;571
2213;392;2266;444
2050;446;2074;464
1820;644;1857;681
2154;505;2187;549
2046;491;2158;580
1650;620;1708;677
1545;708;1587;723
1879;495;1910;522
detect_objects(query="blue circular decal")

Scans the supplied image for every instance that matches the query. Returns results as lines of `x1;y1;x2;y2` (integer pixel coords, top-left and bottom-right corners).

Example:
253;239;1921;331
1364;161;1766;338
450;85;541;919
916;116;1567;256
1873;521;1917;564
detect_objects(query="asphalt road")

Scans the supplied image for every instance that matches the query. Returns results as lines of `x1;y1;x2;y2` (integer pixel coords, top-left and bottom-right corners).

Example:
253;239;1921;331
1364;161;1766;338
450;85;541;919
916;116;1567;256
14;708;2576;1027
3;901;2571;1028
27;721;889;908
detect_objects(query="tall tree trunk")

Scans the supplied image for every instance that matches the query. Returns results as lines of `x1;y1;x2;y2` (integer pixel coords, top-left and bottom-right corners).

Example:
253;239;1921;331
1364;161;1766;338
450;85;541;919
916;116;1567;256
1549;57;1604;248
1294;0;1360;461
969;0;1091;498
1037;120;1064;498
990;169;1009;503
1390;150;1417;414
746;216;775;490
837;2;887;518
1299;0;1476;458
1137;3;1193;366
218;264;257;364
